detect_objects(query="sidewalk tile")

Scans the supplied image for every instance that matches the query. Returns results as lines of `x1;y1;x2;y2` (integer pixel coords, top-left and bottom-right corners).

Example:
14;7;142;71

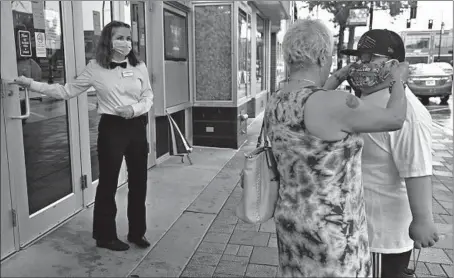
212;273;243;278
214;260;248;276
245;264;277;277
188;252;222;266
434;236;453;250
197;242;227;255
237;245;254;257
181;263;216;277
230;231;270;247
224;244;240;255
209;222;236;234
203;232;231;244
434;202;450;214
221;254;250;263
438;201;453;215
441;215;453;224
434;214;447;224
415;263;430;276
259;220;276;233
268;234;278;248
442;264;453;277
236;222;260;232
427;263;449;276
419;248;452;264
445;249;453;262
250;246;279;266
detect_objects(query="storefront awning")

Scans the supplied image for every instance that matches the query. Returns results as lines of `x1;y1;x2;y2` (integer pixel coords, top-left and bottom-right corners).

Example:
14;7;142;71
250;1;291;31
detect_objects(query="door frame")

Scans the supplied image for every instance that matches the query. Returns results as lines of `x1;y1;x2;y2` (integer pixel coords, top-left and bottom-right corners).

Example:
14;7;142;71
74;0;156;207
1;1;84;247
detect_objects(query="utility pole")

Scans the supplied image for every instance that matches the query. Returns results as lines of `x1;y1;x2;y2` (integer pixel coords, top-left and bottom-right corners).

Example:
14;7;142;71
438;21;444;61
369;1;374;30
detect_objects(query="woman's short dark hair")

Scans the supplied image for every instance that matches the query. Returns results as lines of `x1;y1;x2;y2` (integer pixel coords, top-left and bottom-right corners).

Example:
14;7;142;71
95;21;140;68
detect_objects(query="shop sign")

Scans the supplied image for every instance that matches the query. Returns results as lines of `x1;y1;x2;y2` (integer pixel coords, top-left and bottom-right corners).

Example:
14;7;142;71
18;30;32;57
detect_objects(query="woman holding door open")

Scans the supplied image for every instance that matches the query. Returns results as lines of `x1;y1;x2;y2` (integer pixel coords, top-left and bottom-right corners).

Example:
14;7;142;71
13;21;153;251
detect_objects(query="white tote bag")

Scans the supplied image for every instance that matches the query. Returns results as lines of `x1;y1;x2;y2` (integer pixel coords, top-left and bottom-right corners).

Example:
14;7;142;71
236;117;279;224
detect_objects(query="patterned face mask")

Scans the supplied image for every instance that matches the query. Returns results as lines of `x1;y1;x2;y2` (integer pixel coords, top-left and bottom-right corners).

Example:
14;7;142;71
347;59;398;90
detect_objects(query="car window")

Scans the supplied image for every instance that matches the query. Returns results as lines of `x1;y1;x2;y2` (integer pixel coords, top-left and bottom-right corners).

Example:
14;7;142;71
410;63;447;76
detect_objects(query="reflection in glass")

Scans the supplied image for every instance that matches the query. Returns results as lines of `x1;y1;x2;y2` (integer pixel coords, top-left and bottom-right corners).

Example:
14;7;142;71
81;1;112;182
12;1;72;214
256;15;265;92
164;10;187;61
238;10;251;99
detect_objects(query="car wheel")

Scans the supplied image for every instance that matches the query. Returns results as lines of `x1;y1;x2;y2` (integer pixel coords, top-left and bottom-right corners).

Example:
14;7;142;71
440;95;450;105
419;97;430;105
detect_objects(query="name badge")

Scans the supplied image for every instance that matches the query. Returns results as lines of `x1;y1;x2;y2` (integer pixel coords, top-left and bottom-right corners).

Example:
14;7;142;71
122;70;133;78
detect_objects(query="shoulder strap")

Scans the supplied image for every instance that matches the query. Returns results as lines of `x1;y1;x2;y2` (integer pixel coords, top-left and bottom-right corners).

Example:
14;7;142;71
257;111;269;148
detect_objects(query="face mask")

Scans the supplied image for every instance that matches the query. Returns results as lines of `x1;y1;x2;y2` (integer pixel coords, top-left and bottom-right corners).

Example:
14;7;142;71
112;40;132;56
347;59;398;90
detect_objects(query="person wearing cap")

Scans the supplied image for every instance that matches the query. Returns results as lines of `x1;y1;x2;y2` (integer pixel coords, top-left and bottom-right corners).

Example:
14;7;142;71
326;29;439;278
265;19;409;277
12;21;153;252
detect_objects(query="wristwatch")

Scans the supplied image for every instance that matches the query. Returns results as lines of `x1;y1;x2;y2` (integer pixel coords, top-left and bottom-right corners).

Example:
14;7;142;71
388;80;406;94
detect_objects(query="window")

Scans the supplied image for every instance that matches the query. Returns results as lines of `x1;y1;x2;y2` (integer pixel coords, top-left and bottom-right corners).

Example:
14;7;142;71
434;33;453;49
405;35;430;53
164;10;188;61
256;15;265;92
81;1;112;182
238;9;251;98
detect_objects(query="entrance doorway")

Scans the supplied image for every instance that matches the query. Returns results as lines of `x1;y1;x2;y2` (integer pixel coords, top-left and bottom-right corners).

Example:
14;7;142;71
1;1;84;257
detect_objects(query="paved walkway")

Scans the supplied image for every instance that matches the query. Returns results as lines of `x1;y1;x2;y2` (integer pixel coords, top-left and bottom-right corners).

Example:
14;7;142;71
1;109;452;277
180;114;453;278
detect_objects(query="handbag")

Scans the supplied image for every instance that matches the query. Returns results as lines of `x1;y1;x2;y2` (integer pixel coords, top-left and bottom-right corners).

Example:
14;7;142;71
235;115;280;224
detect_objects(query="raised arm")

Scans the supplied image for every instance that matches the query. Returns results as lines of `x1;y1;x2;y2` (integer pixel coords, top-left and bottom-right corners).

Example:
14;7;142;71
324;63;408;133
13;60;95;100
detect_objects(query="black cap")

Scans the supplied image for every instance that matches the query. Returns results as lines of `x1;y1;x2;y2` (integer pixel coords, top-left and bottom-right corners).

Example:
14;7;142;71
340;29;406;62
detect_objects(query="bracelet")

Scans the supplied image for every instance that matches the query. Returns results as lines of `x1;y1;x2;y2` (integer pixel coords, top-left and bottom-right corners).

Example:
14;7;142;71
388;80;406;94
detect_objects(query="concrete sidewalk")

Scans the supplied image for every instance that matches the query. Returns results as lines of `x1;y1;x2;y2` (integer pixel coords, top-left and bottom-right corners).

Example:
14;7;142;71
1;112;452;277
178;119;453;277
0;116;263;277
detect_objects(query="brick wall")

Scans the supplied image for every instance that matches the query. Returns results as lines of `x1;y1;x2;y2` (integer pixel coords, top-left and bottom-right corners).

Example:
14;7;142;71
270;32;277;94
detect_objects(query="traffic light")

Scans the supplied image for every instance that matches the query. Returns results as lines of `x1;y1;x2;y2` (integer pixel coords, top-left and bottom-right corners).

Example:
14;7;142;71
410;6;417;19
428;19;433;29
407;19;411;28
409;0;417;19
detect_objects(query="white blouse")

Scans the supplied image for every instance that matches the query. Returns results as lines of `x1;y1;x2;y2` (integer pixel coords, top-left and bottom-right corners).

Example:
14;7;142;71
29;59;153;117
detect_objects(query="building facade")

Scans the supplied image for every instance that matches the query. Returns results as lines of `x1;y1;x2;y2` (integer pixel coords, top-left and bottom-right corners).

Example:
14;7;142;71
400;29;453;64
0;0;292;260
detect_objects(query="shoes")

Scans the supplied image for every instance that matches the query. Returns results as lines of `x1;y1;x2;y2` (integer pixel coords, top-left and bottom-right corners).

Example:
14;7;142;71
96;239;130;251
127;236;151;248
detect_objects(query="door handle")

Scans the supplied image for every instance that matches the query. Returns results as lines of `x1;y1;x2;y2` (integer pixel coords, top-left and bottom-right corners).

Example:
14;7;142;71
10;87;30;120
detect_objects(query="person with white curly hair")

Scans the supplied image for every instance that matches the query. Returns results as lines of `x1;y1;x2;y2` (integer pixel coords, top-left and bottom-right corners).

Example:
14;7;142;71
264;18;409;277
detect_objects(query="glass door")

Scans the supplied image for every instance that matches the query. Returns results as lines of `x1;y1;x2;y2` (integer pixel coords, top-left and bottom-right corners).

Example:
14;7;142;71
75;1;155;206
1;1;84;247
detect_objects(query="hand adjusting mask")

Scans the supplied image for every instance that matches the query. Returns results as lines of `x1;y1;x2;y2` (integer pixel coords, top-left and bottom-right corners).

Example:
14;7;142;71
347;58;399;90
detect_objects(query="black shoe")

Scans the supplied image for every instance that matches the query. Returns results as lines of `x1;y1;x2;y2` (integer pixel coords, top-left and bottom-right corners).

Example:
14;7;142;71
96;239;130;251
127;236;151;248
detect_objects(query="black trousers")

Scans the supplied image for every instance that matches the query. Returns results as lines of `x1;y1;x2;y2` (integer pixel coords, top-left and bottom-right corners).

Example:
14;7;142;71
92;114;148;241
372;250;412;278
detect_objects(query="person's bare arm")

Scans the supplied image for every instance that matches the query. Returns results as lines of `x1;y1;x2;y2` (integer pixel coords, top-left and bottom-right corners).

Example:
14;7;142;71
323;65;351;90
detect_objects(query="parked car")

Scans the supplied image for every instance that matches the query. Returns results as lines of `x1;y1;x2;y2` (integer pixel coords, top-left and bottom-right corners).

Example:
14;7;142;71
407;63;453;105
434;62;454;75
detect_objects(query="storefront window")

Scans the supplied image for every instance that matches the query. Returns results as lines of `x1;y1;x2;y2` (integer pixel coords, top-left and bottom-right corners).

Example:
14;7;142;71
238;9;251;99
256;15;265;92
434;34;453;49
164;10;188;61
81;1;112;182
124;2;146;61
276;20;287;89
405;35;430;53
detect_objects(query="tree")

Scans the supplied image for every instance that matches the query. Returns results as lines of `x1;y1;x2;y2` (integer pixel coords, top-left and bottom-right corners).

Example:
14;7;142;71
302;1;411;69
